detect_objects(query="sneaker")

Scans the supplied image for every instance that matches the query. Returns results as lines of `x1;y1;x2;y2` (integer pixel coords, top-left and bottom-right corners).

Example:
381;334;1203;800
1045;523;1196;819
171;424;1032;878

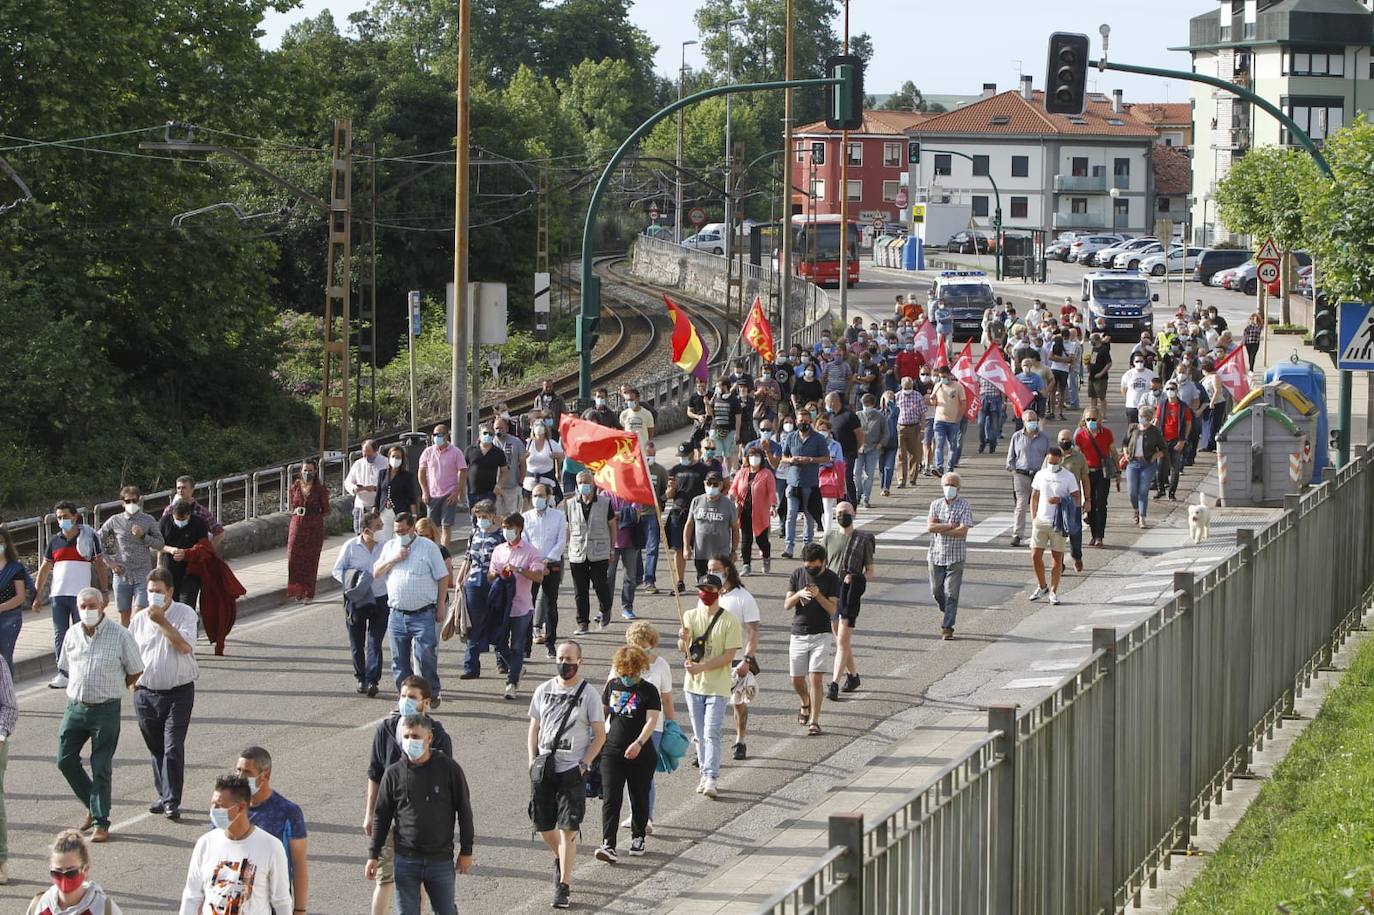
573;625;590;636
897;481;907;489
459;670;480;680
826;681;840;701
741;564;752;576
533;633;546;644
429;696;441;710
780;550;794;560
552;882;571;908
762;559;771;574
1029;586;1048;601
842;673;861;693
695;776;706;794
1049;590;1061;605
702;777;719;799
594;843;618;864
598;615;611;631
732;741;747;760
48;672;68;689
861;500;872;509
621;609;638;621
1009;537;1023;548
629;836;646;856
675;581;687;595
941;628;954;640
639;582;658;594
881;489;890;497
504;683;517;700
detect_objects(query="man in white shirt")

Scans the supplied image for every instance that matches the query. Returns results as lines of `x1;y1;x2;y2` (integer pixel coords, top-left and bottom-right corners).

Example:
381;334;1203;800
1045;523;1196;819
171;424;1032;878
179;773;293;915
619;388;655;447
345;440;389;533
1028;447;1080;606
1119;355;1158;425
523;483;568;660
130;568;199;821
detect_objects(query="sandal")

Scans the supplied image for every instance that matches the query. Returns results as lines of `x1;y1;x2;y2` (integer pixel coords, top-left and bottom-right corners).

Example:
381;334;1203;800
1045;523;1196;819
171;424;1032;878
798;702;811;725
807;722;823;736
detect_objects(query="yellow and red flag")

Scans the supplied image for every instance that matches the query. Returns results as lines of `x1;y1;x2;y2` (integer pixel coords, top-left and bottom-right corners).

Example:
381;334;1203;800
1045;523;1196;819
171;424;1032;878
664;295;710;381
557;415;657;506
741;295;776;363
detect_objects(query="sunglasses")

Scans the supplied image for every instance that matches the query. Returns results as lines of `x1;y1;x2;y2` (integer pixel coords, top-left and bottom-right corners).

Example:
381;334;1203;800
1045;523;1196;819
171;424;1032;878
51;867;82;878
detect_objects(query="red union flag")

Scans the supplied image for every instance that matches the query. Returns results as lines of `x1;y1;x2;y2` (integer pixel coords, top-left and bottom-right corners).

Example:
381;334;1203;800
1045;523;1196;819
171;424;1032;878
975;345;1035;417
741;295;776;363
952;341;982;422
912;318;942;366
557;415;657;506
1214;343;1252;401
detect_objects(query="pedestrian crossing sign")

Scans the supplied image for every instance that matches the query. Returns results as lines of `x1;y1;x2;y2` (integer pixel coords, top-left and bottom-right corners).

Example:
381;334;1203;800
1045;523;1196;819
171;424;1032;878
1337;303;1374;371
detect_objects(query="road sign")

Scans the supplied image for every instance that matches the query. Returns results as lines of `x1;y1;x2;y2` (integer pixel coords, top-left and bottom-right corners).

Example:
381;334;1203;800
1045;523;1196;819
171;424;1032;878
648;205;659;220
1337;303;1374;370
1257;261;1280;285
1256;237;1281;262
688;207;706;226
447;281;509;345
533;272;550;314
1154;217;1174;244
894;188;909;208
911;203;926;225
408;290;422;336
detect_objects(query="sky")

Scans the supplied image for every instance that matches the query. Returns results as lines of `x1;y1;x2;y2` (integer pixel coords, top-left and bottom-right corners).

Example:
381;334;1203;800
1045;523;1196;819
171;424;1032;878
259;0;1205;105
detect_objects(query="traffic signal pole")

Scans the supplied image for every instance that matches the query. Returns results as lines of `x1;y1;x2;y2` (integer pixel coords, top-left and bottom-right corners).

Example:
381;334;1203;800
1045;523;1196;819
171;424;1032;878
577;76;843;402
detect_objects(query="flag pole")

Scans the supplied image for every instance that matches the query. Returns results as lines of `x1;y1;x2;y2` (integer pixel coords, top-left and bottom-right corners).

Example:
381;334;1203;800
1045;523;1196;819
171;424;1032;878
636;447;686;631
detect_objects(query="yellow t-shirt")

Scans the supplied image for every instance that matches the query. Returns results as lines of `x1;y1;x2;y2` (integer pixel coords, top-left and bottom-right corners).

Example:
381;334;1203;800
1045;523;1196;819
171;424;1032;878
682;604;743;697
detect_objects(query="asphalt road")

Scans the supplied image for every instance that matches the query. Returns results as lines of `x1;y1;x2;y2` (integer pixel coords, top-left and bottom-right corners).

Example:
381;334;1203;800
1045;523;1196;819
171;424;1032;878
0;367;1200;913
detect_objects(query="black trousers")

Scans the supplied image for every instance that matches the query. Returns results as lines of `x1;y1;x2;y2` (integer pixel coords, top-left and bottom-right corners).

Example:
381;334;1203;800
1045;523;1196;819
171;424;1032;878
742;527;771;563
1087;469;1110;540
600;745;655;848
570;559;611;627
1157;446;1185;497
842;449;859;505
347;599;389;687
133;683;195;809
533;566;563;654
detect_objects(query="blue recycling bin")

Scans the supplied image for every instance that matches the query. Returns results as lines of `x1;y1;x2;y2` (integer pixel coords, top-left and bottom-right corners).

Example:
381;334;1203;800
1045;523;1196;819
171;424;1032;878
903;236;923;271
1265;358;1329;479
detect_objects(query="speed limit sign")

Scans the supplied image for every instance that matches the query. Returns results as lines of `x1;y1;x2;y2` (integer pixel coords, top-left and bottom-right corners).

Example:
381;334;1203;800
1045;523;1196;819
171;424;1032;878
1257;261;1280;284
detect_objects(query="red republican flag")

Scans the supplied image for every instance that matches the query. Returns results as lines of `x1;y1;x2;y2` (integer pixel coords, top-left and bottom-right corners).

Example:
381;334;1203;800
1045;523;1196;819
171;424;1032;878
975;345;1035;417
912;318;942;367
952;341;982;423
741;295;776;363
557;415;657;506
1214;344;1252;401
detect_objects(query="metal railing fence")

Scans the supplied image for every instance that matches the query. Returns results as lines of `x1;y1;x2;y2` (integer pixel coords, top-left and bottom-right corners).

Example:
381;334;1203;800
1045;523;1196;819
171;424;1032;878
759;447;1374;915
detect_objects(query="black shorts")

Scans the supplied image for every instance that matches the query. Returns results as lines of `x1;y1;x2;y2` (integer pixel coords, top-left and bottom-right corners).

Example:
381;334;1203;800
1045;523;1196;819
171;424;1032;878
664;511;687;550
834;573;867;627
529;766;586;833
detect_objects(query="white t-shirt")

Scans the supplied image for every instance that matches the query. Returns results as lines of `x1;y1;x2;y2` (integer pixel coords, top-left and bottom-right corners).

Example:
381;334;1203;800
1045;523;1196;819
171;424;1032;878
718;586;761;629
179;826;292;915
620;406;655;446
1120;367;1157;407
1031;466;1081;523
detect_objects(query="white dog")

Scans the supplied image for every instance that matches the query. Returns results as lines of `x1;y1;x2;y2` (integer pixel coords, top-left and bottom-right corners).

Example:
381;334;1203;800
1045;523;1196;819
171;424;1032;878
1187;493;1213;543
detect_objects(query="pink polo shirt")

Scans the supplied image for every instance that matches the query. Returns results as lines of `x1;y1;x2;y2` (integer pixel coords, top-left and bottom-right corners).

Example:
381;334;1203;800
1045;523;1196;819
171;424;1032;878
419;443;467;498
488;539;545;617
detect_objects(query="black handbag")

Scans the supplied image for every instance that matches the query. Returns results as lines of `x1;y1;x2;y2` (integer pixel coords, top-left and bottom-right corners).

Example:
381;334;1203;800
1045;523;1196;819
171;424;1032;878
530;681;588;786
688;608;725;663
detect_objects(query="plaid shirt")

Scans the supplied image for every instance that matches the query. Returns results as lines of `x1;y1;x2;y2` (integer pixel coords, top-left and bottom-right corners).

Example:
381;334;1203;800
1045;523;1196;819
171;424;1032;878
895;388;928;425
377;536;449;612
60;617;144;704
927;497;974;566
979;376;1002;399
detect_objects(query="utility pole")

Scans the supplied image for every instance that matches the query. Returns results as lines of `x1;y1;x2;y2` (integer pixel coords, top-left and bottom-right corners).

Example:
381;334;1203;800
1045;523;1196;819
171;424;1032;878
358;140;378;432
779;0;795;345
724;18;747;268
451;0;471;446
676;39;698;244
320;119;353;459
536;166;551;357
838;0;850;328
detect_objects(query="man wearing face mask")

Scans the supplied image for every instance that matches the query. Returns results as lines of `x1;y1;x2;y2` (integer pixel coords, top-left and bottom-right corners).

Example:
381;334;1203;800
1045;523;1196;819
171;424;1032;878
619;387;656;450
1028;447;1080;605
1056;432;1091;572
161;476;225;552
524;484;568;655
158;500;211;616
528;641;607;909
179;774;291;915
929;367;967;475
665;442;710;596
56;587;143;844
1085;332;1114;419
98;486;164;626
894;375;928;489
488;513;546;699
129;568;197;822
345;440;390;533
457;501;503;681
1005;410;1050;548
417;424;469;549
333;511;391;696
464;424;509;519
927;473;973;640
565;472;615;634
779;412;831;559
33;501;111;690
635;441;669;595
823;503;875;700
536;380;568;441
1013;360;1045;429
236;746;309;913
365;676;453;915
1154;381;1194;502
684;472;740;581
687;379;711;448
1074;410;1117;547
1120;353;1157;425
493;418;528;518
374;513;450;703
589;387;618;427
785;544;839;736
677;575;742;798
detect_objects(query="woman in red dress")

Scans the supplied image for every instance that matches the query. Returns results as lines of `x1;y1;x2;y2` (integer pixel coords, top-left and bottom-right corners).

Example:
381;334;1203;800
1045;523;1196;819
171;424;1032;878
286;458;331;600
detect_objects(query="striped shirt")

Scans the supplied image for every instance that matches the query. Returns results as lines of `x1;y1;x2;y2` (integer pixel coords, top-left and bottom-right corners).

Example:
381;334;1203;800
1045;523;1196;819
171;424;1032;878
60;616;144;704
927;497;974;566
895;388;928;426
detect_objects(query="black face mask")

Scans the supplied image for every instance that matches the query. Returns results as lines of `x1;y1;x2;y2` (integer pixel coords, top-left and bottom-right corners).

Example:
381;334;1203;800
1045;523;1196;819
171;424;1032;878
837;512;854;527
806;565;823;577
558;662;579;680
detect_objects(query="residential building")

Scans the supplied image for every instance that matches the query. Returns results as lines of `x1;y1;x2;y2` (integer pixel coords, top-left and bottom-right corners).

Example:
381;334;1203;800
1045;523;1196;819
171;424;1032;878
1151;144;1193;238
1180;0;1374;244
790;110;932;224
903;78;1168;237
1125;102;1195;147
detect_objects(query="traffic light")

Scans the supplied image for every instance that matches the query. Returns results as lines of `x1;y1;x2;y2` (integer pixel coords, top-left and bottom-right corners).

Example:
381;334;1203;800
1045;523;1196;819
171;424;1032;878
908;140;921;164
577;275;601;353
810;141;826;165
825;54;864;131
1045;32;1091;115
1312;293;1337;353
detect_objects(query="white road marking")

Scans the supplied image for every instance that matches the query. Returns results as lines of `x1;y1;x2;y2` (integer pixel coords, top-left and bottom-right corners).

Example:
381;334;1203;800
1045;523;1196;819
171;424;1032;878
880;517;929;541
966;514;1013;543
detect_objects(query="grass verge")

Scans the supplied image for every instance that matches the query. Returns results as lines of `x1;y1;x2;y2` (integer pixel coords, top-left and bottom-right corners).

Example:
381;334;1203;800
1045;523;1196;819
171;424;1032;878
1172;632;1374;914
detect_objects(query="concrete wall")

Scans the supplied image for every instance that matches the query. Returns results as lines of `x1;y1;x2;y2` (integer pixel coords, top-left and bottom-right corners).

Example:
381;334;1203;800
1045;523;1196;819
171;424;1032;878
218;496;355;561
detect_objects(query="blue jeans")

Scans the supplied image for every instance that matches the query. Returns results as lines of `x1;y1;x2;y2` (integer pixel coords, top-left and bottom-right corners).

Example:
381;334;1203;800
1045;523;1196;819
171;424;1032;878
1125;460;1158;519
637;515;660;586
393;854;457;915
785;484;815;550
686;692;728;779
498;613;534;686
880;448;897;490
389;607;440;697
607;548;640;613
53;595;78;670
113;575;147;614
933;420;961;471
928;560;964;631
855;450;882;503
462;581;488;675
0;609;21;674
979;395;1005;449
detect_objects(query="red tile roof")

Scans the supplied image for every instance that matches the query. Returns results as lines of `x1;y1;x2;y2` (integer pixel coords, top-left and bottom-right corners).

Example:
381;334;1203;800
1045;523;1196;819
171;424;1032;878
1152;143;1193;195
905;90;1160;138
1126;102;1193;128
796;109;935;136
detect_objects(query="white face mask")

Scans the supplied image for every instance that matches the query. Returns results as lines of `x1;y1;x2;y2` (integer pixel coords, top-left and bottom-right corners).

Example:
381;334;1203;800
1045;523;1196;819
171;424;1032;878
149;591;167;608
123;502;139;516
389;457;403;469
943;485;958;500
749;455;762;467
80;606;103;627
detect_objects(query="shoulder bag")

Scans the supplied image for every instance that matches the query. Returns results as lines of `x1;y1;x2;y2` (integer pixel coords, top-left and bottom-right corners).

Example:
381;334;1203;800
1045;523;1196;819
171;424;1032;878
1084;430;1116;481
530;681;589;786
688;608;725;663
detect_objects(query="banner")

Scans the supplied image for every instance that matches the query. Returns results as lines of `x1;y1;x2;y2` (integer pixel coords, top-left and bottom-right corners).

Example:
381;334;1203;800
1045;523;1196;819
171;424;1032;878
1214;344;1252;402
741;295;776;363
975;345;1035;417
952;342;982;423
912;318;942;367
664;295;710;381
557;415;657;506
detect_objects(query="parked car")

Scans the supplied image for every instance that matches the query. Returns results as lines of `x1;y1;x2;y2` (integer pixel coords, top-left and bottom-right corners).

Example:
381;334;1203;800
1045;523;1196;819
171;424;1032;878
1047;239;1073;260
1111;242;1170;270
1138;246;1204;276
1222;262;1256;291
681;226;725;255
1068;234;1126;263
1193;248;1254;285
1093;236;1157;267
946;231;994;254
1236;252;1312;295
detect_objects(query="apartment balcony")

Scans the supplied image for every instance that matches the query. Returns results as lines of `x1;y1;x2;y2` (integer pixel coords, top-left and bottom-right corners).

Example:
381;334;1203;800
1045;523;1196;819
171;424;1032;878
1053;174;1107;193
1052;212;1106;230
1211;127;1250;150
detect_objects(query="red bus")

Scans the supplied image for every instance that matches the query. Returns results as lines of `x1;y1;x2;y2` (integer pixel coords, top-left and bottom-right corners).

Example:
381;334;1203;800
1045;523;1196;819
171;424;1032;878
790;214;860;287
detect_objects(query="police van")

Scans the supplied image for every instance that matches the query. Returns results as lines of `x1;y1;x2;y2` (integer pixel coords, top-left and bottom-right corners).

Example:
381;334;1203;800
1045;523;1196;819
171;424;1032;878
1080;269;1159;341
930;270;995;341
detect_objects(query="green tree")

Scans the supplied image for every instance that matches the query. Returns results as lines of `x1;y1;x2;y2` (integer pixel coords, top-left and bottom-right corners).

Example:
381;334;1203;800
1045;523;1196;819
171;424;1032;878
1300;115;1374;306
881;80;924;111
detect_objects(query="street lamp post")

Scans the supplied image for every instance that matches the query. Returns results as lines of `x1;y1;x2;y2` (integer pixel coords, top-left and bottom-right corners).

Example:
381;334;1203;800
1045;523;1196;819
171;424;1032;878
675;39;699;244
1202;191;1212;247
724;18;748;268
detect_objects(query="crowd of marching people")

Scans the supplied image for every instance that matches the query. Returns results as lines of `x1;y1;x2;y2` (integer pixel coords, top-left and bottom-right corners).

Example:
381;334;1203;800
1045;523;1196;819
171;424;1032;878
0;281;1250;912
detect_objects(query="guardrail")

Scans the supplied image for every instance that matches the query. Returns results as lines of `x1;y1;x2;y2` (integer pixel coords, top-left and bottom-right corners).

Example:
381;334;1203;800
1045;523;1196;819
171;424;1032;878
760;447;1374;915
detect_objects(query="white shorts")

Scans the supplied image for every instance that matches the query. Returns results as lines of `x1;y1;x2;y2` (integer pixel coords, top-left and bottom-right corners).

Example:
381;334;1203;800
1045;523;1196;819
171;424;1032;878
789;632;834;676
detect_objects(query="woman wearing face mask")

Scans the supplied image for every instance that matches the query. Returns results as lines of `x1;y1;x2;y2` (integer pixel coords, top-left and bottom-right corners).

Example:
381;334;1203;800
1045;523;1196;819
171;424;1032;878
814;419;845;534
286;458;332;602
594;646;661;864
376;447;420;539
1122;406;1167;528
523;414;565;505
878;391;901;497
0;526;34;672
729;447;777;576
791;361;824;416
26;829;124;915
